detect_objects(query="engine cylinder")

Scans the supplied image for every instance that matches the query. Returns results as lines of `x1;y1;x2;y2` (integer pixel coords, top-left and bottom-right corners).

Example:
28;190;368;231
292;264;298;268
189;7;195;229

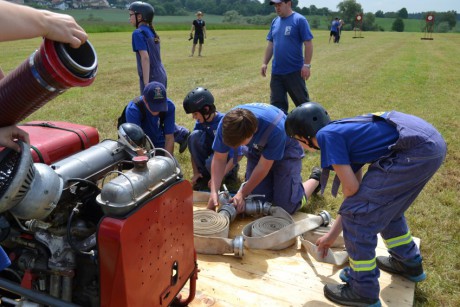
96;156;179;217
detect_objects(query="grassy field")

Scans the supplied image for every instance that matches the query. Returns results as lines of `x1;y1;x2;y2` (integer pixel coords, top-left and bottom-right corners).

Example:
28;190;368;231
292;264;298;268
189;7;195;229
52;9;460;33
1;30;459;305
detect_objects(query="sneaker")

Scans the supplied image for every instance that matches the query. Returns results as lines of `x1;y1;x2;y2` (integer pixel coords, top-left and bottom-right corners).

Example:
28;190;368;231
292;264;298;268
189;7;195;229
324;284;381;307
339;266;351;283
376;255;426;282
309;166;321;194
178;132;191;154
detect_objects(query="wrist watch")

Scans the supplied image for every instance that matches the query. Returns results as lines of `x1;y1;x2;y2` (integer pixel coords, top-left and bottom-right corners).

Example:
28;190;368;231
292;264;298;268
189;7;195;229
304;64;311;69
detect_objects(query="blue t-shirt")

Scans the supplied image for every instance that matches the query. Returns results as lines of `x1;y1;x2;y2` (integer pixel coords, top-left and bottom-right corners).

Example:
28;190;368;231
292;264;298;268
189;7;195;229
316;114;399;170
125;97;176;149
131;25;167;89
330;20;340;32
267;12;314;75
213;103;287;161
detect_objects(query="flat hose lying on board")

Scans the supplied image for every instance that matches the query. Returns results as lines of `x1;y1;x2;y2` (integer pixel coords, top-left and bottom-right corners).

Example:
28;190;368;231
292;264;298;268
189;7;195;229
193;191;348;264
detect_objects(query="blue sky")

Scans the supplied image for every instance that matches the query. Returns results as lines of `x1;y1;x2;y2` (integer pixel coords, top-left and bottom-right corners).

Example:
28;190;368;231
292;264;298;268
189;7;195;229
296;0;459;13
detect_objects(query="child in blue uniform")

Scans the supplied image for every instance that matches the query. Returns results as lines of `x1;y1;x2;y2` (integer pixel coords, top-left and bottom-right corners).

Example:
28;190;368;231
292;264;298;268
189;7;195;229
285;102;447;307
129;1;167;93
207;103;320;214
183;87;243;191
125;82;184;155
129;2;190;151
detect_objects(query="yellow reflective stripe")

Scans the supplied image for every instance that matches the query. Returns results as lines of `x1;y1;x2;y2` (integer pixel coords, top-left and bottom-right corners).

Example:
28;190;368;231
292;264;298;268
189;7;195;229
349;257;376;272
299;195;307;210
384;231;413;249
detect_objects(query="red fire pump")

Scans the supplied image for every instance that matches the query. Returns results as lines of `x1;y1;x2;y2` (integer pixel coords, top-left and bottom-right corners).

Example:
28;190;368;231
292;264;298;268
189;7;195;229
0;38;197;306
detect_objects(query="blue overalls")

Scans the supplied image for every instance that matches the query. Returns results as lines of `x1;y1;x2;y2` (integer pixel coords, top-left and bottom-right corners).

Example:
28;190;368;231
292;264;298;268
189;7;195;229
135;27;168;93
337;111;446;299
246;110;306;214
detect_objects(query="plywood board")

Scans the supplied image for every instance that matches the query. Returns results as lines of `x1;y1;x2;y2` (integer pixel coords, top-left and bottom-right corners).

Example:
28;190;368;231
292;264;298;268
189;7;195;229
185;192;418;306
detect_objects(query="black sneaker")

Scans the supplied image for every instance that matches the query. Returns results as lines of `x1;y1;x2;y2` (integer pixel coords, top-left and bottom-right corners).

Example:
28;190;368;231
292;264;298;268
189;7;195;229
324;284;381;307
178;132;191;154
309;166;321;194
376;255;426;282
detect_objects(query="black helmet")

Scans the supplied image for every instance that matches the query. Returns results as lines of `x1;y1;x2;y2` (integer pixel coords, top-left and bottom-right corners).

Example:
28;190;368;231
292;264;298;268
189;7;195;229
118;123;146;150
129;1;154;23
285;102;330;139
183;87;215;114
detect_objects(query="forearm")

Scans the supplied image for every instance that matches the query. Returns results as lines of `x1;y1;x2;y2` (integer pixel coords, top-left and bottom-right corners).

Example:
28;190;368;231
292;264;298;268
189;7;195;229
210;153;228;195
262;42;273;65
0;2;87;47
164;134;174;155
304;40;313;64
139;51;150;86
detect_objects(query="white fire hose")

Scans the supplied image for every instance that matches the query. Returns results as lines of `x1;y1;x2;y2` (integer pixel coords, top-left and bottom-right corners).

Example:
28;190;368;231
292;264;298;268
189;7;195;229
193;187;348;265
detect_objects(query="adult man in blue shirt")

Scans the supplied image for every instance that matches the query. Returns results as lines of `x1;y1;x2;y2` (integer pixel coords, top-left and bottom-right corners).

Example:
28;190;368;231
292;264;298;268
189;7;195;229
261;0;314;114
207;103;320;214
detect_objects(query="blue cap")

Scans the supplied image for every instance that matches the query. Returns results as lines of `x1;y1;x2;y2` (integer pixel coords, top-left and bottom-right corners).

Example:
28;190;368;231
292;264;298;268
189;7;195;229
143;81;167;112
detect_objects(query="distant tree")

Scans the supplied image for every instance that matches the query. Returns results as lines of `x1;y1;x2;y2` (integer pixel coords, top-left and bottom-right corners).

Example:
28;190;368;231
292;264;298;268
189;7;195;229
392;17;405;32
309;5;318;15
398;8;408;19
437;22;450;33
361;12;378;31
337;0;363;27
375;10;384;18
222;10;246;24
384;12;398;18
438;10;457;29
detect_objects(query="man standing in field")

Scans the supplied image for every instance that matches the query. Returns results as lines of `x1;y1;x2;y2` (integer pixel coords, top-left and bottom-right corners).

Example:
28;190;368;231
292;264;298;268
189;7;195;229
261;0;313;114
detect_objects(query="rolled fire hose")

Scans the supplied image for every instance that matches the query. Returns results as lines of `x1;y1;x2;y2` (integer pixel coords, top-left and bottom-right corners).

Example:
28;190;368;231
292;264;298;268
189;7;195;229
193;189;348;265
193;209;244;257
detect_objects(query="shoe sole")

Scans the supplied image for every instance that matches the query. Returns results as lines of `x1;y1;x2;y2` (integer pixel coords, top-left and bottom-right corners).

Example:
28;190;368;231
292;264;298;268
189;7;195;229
324;286;382;307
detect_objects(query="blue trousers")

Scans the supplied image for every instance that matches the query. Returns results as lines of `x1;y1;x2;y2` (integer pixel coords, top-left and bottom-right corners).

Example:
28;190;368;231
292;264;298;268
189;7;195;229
174;124;190;144
246;137;305;214
340;111;447;299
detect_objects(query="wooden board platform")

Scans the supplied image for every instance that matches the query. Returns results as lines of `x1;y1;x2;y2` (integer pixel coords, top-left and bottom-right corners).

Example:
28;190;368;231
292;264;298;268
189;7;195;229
185;192;418;306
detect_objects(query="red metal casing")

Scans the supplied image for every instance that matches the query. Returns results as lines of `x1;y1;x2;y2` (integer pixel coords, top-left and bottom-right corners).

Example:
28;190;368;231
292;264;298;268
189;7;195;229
97;180;197;307
18;121;99;164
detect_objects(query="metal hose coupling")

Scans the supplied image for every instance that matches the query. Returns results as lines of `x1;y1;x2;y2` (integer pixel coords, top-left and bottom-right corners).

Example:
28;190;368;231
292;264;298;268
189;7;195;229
0;38;98;126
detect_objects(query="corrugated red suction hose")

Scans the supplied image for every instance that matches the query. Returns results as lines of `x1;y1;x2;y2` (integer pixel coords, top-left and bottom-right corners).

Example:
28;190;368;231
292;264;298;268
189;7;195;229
0;38;97;126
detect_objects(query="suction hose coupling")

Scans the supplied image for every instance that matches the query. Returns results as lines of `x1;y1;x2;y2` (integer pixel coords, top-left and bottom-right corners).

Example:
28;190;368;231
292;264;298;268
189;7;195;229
233;236;244;258
0;38;98;126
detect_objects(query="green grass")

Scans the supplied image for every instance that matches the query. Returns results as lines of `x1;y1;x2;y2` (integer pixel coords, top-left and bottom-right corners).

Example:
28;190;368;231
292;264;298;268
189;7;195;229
1;30;459;306
50;9;460;33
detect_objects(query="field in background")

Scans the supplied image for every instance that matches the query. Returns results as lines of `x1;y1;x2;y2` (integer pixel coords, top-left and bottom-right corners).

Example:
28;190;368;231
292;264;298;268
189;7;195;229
1;30;459;305
56;8;460;33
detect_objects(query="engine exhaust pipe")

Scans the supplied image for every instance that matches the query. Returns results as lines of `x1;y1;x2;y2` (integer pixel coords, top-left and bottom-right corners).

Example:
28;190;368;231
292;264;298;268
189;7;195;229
0;38;97;126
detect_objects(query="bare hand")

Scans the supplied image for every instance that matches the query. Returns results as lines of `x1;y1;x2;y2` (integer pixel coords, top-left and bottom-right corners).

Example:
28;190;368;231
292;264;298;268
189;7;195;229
0;126;30;152
230;191;246;214
42;10;88;48
315;233;336;258
260;64;268;77
206;192;219;211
